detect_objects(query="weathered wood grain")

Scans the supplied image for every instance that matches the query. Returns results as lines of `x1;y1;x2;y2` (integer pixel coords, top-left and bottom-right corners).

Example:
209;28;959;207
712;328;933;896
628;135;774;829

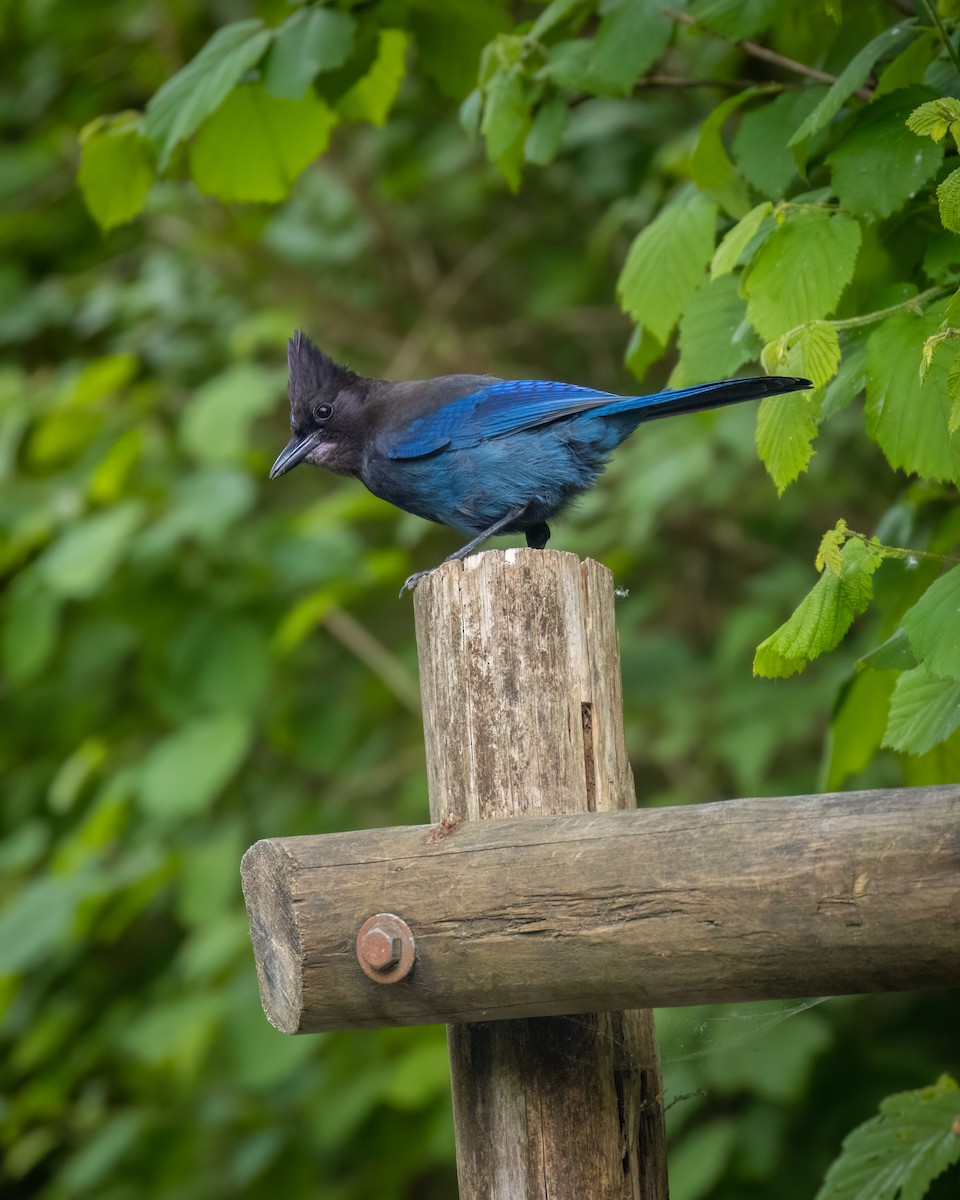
414;550;635;818
240;784;960;1030
413;548;664;1200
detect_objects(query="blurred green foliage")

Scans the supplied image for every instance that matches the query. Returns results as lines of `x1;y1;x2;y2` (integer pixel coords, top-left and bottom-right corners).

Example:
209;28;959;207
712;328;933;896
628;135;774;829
2;1;957;1198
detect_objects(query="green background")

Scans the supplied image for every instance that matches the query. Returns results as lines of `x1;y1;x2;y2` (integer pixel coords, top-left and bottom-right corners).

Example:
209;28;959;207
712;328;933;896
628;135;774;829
1;2;957;1197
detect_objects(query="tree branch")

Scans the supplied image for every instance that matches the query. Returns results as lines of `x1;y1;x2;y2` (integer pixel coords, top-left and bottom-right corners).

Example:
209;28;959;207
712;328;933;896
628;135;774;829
918;0;960;79
664;8;874;101
640;73;756;90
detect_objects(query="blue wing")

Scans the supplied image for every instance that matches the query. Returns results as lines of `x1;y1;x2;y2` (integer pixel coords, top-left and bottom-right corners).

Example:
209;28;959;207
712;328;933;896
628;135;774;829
384;376;808;460
385;380;618;459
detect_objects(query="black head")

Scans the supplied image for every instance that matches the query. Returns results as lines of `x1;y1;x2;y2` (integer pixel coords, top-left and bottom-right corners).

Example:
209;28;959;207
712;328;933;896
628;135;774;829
270;332;367;479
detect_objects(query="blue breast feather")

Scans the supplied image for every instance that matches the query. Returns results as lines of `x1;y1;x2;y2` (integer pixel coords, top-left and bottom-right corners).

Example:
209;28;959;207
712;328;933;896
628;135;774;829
384;378;732;460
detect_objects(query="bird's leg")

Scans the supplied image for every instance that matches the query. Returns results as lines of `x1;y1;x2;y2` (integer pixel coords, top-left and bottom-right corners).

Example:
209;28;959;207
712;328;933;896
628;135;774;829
400;505;533;595
525;521;550;549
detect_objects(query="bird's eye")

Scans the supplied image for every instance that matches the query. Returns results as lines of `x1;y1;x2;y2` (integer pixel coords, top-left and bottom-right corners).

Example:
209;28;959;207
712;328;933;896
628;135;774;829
313;402;333;421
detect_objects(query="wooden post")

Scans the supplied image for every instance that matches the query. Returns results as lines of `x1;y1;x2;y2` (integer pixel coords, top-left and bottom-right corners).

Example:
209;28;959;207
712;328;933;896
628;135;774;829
413;549;667;1200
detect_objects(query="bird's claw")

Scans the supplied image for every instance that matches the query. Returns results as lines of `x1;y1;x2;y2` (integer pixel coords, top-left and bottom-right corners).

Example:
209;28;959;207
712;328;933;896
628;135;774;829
399;569;432;597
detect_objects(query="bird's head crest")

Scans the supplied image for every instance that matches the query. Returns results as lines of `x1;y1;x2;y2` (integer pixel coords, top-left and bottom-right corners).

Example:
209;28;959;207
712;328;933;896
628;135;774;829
287;330;357;429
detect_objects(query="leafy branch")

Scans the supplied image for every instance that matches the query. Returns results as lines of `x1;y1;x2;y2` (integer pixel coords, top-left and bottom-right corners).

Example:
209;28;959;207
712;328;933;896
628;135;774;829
764;285;952;372
664;7;874;99
815;519;960;575
917;0;960;79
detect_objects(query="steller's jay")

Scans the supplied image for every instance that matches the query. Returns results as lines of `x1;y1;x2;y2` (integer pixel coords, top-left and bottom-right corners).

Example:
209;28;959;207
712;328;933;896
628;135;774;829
271;332;811;593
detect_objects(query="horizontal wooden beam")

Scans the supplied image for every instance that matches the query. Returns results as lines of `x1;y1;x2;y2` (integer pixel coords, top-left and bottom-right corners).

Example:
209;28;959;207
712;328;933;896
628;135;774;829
240;785;960;1033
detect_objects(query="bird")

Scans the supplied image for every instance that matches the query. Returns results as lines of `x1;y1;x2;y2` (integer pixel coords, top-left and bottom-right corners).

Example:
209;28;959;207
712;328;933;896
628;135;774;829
270;331;811;594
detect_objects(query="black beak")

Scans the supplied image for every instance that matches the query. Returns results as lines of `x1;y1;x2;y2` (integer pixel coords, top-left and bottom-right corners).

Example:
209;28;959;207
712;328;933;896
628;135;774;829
269;430;323;479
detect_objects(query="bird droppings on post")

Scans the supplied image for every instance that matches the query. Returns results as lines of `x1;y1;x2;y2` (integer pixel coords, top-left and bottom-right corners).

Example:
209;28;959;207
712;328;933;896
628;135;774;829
425;814;463;843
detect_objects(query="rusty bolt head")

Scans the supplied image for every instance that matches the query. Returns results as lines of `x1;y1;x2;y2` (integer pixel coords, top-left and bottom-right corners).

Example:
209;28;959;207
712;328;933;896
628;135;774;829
359;927;402;970
356;913;415;983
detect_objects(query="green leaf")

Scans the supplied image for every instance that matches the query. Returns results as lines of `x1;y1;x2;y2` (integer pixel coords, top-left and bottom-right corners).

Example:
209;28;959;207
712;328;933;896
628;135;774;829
121;994;224;1073
481;65;535;190
49;738;107;813
529;0;589;41
480;31;526;83
816;1074;960;1200
525;94;568;165
816;518;849;575
873;30;938;99
743;210;861;341
754;538;885;678
711;201;772;279
179;364;284;462
865;306;960;483
193;620;271;714
3;576;59;686
822;338;866;419
189;85;336;204
460;88;482;140
756;387;822;494
588;0;672;96
668;1119;738;1200
732;89;826;199
311;24;380;105
690;88;760;218
689;0;782;40
901;563;960;679
261;7;356;101
923;229;960;284
769;321;841;391
137;468;255;554
823;668;898;791
618;187;718;343
920;329;959;384
756;318;833;488
540;40;617;96
789;21;917;147
77;114;156;232
857;627;917;672
827;90;943;221
901;724;960;785
670;273;761;387
144;20;274;168
906;95;960;142
55;1113;146;1194
942;287;960;327
139;714;252;819
382;1040;453;1108
36;502;145;599
338;29;409;126
623;322;668;379
71;353;139;403
802;322;842;389
949;353;960;433
0;872;100;974
937;166;960;234
409;0;511;100
883;663;960;754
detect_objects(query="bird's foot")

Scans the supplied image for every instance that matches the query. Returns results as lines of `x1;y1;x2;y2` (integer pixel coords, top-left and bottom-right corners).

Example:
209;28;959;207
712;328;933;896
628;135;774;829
399;568;434;597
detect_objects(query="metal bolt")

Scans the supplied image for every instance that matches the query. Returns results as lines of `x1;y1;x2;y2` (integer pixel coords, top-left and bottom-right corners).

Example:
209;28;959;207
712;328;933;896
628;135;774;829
355;913;416;984
359;927;402;970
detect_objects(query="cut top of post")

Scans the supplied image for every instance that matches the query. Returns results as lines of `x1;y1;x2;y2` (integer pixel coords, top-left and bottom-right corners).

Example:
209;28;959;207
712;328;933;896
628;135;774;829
413;549;635;821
